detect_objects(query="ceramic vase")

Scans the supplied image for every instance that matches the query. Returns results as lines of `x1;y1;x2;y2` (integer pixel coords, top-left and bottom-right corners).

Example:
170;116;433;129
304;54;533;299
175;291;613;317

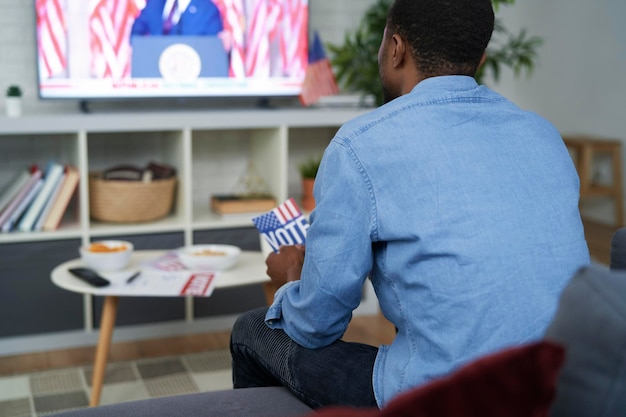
6;97;22;118
301;178;316;212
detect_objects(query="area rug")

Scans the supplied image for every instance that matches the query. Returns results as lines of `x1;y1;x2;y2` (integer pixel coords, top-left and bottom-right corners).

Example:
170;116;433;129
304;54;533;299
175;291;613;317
0;349;233;417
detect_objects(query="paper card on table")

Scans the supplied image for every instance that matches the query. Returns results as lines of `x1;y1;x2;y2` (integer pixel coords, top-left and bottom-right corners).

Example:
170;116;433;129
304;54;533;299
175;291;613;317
91;261;218;297
141;251;187;271
179;273;217;296
252;198;309;253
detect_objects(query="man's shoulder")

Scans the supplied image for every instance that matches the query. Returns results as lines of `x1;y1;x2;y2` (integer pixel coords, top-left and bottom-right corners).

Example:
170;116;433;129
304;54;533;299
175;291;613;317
334;104;400;143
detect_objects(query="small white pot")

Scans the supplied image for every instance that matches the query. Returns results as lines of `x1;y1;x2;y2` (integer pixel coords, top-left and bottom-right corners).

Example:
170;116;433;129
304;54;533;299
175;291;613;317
6;96;22;118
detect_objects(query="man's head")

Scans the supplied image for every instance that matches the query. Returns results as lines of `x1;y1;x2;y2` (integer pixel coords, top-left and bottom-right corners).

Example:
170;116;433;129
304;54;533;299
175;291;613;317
378;0;495;103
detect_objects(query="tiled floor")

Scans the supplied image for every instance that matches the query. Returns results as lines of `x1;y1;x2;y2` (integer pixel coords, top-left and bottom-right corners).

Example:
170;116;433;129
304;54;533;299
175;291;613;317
0;349;233;417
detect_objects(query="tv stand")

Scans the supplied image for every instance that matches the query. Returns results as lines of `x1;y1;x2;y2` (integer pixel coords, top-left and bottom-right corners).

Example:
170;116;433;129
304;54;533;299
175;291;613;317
79;100;91;114
256;97;274;109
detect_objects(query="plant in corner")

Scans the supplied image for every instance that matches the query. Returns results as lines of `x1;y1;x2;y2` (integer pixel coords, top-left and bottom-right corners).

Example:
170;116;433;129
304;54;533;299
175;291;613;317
327;0;543;106
298;156;322;212
5;84;23;118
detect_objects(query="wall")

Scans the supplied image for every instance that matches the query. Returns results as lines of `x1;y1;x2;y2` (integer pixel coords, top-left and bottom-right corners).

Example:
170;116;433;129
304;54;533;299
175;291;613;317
490;0;626;224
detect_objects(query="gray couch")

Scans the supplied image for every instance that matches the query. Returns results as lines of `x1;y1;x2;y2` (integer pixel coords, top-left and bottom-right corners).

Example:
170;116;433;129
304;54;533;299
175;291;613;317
49;241;626;416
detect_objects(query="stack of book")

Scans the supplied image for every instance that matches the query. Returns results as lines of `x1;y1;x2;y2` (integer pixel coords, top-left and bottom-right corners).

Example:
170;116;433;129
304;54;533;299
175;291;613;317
210;194;277;218
0;161;80;233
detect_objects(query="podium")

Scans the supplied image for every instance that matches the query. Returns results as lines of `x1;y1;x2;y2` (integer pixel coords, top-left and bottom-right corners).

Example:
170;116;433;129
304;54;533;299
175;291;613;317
130;35;229;80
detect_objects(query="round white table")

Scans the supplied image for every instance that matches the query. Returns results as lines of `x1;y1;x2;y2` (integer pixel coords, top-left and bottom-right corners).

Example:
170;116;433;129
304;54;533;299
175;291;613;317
51;250;268;407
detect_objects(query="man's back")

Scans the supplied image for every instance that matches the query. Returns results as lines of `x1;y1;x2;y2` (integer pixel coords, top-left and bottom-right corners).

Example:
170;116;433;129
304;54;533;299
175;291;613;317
230;0;590;409
309;75;590;404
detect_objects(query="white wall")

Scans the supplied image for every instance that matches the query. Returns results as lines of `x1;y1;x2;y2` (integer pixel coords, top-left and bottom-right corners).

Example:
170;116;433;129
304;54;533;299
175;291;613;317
489;0;626;224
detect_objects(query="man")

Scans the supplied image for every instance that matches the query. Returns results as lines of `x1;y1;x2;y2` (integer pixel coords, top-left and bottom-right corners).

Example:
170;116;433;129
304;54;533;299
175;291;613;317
230;0;590;409
131;0;223;36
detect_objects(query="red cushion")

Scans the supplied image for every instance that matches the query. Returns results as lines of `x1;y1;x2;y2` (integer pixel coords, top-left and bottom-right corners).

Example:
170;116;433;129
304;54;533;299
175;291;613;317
310;341;565;417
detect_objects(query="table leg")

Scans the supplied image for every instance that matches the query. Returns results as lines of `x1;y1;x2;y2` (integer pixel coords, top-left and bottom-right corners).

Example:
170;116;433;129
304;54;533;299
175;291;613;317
89;295;119;407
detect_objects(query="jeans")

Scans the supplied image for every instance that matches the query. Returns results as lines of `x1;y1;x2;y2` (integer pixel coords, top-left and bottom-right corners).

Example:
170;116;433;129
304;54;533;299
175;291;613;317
230;307;379;409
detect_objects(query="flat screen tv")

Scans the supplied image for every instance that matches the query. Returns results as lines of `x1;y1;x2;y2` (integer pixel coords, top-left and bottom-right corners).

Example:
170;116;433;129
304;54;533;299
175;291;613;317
35;0;309;101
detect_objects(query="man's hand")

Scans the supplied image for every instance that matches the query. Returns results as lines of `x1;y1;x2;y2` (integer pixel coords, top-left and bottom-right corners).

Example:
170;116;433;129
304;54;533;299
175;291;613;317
266;245;305;287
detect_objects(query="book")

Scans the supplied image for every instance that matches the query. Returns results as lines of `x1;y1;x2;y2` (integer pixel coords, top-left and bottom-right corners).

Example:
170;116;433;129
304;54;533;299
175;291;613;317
211;194;277;215
252;198;309;253
42;165;80;232
33;172;66;231
18;161;65;232
0;166;42;230
0;169;31;215
2;179;43;232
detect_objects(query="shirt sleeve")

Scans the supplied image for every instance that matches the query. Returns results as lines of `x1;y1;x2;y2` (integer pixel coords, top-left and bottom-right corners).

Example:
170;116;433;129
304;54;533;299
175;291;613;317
264;138;375;349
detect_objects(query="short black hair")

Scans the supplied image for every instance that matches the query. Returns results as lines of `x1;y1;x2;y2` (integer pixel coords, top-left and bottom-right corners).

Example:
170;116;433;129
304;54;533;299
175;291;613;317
387;0;494;77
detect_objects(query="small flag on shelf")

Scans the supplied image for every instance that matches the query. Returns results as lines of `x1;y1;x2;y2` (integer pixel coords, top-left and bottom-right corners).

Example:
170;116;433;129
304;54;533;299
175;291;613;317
299;31;339;107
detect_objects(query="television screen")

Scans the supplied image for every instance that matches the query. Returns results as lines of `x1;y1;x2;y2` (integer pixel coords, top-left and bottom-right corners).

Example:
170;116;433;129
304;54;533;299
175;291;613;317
35;0;309;100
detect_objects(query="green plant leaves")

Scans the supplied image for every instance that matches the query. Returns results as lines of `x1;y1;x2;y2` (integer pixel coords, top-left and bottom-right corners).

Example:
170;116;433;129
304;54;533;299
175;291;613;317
6;85;22;97
328;0;543;106
298;156;322;179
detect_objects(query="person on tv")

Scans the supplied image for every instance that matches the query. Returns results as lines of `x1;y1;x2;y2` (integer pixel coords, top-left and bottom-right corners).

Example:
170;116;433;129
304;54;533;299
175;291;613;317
130;0;223;36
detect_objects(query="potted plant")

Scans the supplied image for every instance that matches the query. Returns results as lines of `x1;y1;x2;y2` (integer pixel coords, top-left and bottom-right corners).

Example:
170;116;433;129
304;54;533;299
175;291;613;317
298;156;322;211
327;0;543;106
5;84;23;117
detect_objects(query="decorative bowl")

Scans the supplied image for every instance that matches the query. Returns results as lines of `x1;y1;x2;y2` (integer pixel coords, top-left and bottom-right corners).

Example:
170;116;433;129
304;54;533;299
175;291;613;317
79;240;134;272
177;244;241;271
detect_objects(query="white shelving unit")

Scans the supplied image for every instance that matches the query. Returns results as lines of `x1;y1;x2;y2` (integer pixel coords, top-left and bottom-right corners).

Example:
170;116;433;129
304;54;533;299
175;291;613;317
0;108;369;244
0;108;378;355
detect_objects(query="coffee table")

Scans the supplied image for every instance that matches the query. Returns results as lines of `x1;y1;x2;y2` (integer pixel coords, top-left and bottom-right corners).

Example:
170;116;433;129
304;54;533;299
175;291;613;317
51;250;268;407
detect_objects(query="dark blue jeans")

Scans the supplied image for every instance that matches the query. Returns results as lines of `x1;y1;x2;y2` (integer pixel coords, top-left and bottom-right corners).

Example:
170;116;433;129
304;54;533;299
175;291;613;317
230;307;379;409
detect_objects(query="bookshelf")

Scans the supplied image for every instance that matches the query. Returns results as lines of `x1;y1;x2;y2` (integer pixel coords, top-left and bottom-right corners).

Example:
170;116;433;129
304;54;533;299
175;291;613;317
0;108;375;355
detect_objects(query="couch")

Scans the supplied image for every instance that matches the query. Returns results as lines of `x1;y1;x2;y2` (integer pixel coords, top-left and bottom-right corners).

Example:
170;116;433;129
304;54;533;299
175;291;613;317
49;232;626;417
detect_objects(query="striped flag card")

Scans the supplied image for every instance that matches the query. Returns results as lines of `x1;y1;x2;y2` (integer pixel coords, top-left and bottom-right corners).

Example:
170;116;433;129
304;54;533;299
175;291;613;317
252;198;309;253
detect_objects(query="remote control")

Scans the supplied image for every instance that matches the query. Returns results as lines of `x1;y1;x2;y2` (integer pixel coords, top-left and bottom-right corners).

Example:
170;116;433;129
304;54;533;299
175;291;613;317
68;267;110;287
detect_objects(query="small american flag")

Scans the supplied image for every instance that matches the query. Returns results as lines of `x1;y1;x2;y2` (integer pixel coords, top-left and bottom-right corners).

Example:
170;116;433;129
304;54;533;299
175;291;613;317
299;31;339;106
252;198;309;252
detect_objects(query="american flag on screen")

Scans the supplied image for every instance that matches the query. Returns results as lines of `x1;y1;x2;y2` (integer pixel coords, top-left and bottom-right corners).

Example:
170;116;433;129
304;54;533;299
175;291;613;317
278;0;307;79
36;0;68;79
252;198;309;253
245;0;273;77
243;0;308;78
299;31;339;106
214;0;246;78
89;0;142;79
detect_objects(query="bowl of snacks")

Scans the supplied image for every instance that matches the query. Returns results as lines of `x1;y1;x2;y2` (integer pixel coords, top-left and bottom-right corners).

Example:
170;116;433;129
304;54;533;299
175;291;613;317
177;244;241;271
79;240;134;272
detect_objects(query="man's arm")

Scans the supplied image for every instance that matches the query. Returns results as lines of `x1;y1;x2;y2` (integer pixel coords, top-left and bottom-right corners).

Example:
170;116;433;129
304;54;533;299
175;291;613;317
265;140;375;349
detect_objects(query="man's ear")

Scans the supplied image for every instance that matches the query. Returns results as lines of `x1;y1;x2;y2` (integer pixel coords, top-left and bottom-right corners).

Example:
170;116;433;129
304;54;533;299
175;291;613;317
477;51;487;70
391;34;407;68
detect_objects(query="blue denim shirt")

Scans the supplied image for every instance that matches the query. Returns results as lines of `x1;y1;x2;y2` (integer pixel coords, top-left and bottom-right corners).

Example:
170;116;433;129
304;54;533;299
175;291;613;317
266;76;590;406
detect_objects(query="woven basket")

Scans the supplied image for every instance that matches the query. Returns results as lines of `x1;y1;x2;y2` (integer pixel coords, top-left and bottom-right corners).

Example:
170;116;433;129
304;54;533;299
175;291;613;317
89;173;177;223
